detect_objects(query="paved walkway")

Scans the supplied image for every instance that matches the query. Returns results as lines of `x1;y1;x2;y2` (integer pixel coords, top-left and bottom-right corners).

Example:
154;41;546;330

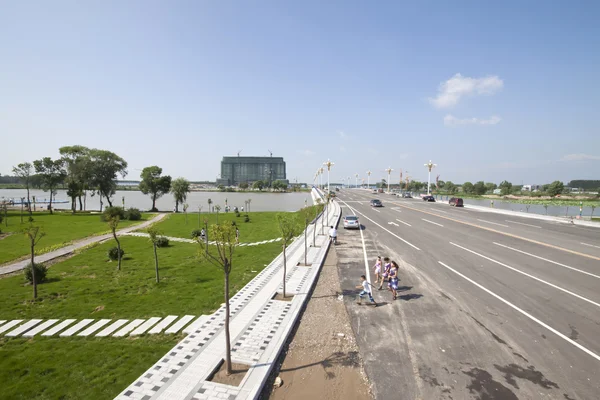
0;214;166;276
123;232;283;247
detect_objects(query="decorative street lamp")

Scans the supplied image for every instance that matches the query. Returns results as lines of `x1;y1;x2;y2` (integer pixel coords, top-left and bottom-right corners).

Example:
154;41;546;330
355;173;359;188
385;167;393;193
347;176;351;188
323;160;334;193
319;167;325;189
424;160;437;195
366;170;372;189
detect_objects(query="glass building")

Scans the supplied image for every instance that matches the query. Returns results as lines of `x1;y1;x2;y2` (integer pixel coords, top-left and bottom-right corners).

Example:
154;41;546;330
218;156;287;186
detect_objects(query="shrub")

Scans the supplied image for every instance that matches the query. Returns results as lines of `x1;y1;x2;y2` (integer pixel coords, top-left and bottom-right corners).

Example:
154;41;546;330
235;211;241;217
244;215;250;223
102;206;125;221
24;262;48;284
191;229;203;239
125;207;142;221
156;236;169;247
108;246;125;261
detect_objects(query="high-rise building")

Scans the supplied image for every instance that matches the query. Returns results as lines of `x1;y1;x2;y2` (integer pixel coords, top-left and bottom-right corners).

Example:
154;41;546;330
217;156;287;186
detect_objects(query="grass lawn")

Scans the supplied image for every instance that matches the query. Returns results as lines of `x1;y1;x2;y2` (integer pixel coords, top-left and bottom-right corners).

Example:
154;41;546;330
145;206;323;243
0;335;178;400
0;211;153;265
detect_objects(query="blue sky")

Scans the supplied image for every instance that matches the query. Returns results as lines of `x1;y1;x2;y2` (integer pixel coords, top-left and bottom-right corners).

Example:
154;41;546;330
1;1;599;185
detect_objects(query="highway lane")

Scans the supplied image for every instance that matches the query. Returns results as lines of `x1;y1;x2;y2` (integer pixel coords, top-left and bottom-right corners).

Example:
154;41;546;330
333;188;600;400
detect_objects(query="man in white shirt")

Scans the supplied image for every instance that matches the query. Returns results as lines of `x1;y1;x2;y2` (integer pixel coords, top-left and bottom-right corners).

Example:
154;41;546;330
329;225;337;244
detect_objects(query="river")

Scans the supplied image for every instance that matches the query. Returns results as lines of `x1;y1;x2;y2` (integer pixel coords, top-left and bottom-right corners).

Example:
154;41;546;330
0;189;313;212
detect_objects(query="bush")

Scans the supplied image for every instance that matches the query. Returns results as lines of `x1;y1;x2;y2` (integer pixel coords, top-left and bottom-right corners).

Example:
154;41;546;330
125;207;142;221
191;229;203;239
102;206;125;221
108;246;125;261
244;215;250;223
235;211;241;217
24;262;48;284
156;236;169;247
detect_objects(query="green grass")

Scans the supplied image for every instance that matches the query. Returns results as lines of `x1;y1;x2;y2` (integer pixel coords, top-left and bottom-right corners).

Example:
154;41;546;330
0;335;178;400
0;211;153;265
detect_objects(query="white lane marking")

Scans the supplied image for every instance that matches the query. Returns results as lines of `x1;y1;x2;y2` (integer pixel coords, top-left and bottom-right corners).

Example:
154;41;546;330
477;219;509;228
437;261;600;362
505;220;542;229
422;218;444;227
391;207;402;212
339;199;420;250
450;242;600;308
396;219;412;227
388;221;399;226
342;201;371;283
431;208;449;214
581;242;600;250
372;208;381;213
494;242;600;280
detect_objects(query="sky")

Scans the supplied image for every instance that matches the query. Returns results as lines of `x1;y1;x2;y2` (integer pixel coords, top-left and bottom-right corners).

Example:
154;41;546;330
1;1;599;186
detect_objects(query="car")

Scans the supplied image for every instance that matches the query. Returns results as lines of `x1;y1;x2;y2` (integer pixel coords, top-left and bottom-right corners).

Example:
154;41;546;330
449;197;464;207
335;187;339;191
343;215;360;229
329;191;336;197
370;199;383;207
422;195;435;202
402;193;412;198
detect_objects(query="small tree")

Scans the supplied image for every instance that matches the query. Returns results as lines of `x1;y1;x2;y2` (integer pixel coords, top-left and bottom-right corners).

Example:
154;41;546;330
148;228;161;283
201;223;237;375
239;182;249;190
208;198;213;213
23;224;45;299
215;205;221;224
12;162;33;215
104;207;123;270
33;157;66;214
547;181;565;197
247;198;252;212
299;207;312;265
277;213;301;298
140;166;172;212
462;182;474;194
591;205;596;218
473;181;486;196
171;177;190;213
499;180;512;196
252;180;264;191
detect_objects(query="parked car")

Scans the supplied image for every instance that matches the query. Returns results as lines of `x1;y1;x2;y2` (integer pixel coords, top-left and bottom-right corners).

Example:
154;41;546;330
422;195;435;202
449;197;464;207
370;199;383;207
402;193;412;198
343;215;360;229
335;187;339;191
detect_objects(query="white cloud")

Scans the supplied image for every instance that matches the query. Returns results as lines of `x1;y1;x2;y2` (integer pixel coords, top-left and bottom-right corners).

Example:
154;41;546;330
444;114;501;126
338;131;347;139
561;154;600;161
298;149;315;156
430;73;504;108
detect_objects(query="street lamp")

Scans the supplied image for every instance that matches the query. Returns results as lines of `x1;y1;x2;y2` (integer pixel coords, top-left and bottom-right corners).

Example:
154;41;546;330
355;173;359;188
319;167;325;190
424;160;437;195
366;170;372;189
385;167;393;193
323;160;334;193
347;176;351;188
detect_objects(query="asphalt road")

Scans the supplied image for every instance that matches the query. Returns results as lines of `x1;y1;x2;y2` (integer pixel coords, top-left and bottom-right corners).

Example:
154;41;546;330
332;188;600;400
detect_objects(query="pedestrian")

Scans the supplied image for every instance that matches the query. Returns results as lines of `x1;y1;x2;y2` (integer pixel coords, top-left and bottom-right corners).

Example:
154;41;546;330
356;275;377;306
373;256;382;287
379;257;391;290
200;228;206;242
328;225;337;244
388;261;399;300
241;206;244;212
236;227;240;244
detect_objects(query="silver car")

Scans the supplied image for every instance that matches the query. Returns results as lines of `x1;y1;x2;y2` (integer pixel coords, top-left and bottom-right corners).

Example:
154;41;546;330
343;215;360;229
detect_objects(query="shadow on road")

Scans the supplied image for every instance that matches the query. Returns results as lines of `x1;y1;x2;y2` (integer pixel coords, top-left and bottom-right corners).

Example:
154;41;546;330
280;351;362;379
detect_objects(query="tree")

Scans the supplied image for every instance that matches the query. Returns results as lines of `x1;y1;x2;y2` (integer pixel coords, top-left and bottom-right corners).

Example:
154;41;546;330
473;181;486;196
88;149;128;207
148;227;161;283
215;205;221;224
462;182;474;194
547;181;565;197
12;162;33;215
202;223;237;375
208;198;213;213
444;181;457;194
499;180;512;196
299;207;312;266
252;180;264;191
104;207;123;270
485;182;497;193
437;180;445;190
33;157;66;214
60;145;91;212
139;166;172;212
277;213;301;298
23;224;45;299
239;182;249;190
171;177;190;213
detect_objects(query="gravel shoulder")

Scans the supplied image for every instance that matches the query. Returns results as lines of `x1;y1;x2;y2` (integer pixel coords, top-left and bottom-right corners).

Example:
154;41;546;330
262;247;372;400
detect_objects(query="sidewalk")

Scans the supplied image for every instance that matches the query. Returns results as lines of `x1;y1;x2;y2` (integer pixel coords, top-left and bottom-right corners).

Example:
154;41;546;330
115;190;341;400
0;213;166;276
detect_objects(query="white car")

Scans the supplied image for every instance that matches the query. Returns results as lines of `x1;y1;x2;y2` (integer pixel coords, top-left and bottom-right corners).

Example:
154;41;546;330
343;215;360;229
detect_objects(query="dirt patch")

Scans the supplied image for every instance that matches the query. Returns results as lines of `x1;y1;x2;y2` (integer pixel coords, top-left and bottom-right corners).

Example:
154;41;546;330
0;232;13;241
272;293;294;302
262;247;372;400
92;305;105;313
208;361;249;386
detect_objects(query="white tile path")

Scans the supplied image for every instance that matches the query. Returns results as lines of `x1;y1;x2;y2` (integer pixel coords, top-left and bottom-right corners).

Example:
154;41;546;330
0;320;6;327
123;232;282;248
131;318;161;336
23;319;59;337
60;319;94;337
165;315;194;334
42;319;76;336
114;319;145;337
78;319;112;336
0;320;22;334
96;319;129;337
183;316;209;335
6;319;42;337
148;316;177;334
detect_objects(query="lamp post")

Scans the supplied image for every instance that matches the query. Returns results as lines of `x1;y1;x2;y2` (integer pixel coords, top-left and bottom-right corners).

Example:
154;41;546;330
347;176;351;188
355;173;359;188
366;170;372;189
323;160;334;193
385;167;393;193
424;160;437;195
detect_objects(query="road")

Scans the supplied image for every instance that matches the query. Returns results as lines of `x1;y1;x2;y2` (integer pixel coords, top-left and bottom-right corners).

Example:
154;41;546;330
332;188;600;400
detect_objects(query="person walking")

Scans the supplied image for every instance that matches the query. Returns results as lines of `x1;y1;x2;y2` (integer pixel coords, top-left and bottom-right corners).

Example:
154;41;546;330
373;256;382;288
356;275;377;306
388;261;399;300
328;225;337;245
379;257;391;290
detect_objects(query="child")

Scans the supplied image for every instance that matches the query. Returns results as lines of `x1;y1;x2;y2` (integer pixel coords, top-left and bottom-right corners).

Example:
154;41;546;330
373;256;382;287
388;261;399;300
356;275;377;306
379;257;391;290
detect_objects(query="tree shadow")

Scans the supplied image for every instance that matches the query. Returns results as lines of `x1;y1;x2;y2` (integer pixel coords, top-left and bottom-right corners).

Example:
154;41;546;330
280;351;362;379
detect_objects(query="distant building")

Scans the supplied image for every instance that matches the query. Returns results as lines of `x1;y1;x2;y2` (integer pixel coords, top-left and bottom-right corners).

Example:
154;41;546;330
493;188;502;195
522;184;542;192
217;156;287;186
